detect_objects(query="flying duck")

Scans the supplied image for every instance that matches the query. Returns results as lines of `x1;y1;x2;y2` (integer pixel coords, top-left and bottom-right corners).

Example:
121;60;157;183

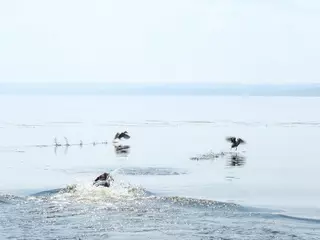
64;137;70;147
114;131;130;141
54;137;61;147
226;136;246;150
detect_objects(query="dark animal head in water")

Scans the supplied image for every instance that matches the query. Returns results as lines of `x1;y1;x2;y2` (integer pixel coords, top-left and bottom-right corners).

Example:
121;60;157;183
93;172;114;188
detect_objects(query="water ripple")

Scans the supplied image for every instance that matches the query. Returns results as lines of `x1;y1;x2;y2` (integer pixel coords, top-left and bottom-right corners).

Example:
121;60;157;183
116;167;189;176
1;188;319;239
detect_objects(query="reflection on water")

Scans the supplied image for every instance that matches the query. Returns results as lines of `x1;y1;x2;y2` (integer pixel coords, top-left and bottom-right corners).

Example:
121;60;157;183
0;137;109;156
190;150;247;181
116;167;187;176
189;151;226;161
53;141;108;156
114;144;131;158
0;138;130;158
225;153;247;181
189;150;247;163
226;153;246;167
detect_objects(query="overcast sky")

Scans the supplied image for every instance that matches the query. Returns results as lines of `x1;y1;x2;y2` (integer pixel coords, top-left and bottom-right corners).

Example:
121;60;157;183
0;0;319;84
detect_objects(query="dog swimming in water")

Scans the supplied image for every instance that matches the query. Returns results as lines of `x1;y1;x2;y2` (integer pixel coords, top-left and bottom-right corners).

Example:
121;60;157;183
93;172;114;187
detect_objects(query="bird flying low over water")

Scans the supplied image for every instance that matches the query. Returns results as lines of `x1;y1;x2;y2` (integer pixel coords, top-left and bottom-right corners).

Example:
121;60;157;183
54;137;61;147
114;131;130;141
64;137;70;147
226;137;246;150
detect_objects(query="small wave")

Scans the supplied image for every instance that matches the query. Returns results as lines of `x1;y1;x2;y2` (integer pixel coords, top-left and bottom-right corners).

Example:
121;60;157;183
246;211;320;224
26;186;320;225
27;186;243;211
190;151;224;161
29;181;153;205
155;196;285;215
189;151;239;161
0;197;10;204
116;167;188;176
274;213;320;224
30;188;65;197
0;194;25;204
158;196;242;210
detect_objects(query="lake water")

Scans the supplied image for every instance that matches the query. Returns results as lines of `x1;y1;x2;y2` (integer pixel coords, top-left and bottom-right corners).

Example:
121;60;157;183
1;95;320;239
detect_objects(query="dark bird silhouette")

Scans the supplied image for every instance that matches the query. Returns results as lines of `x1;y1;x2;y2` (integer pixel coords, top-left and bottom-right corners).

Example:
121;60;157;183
93;172;114;188
114;131;130;141
64;137;70;147
54;137;61;147
226;137;246;150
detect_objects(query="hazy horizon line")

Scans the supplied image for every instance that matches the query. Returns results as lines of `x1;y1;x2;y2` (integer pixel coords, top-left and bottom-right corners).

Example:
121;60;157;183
0;82;320;96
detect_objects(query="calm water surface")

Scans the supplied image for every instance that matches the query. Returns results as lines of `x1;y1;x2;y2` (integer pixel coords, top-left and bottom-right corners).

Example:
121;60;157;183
0;95;320;239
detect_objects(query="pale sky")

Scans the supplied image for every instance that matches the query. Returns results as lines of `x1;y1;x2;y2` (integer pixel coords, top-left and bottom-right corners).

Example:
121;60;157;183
0;0;319;84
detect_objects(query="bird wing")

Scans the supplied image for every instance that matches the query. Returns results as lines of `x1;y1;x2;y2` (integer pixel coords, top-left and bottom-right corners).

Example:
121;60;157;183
114;133;119;139
94;176;101;182
237;138;246;144
108;175;114;182
94;173;106;182
122;133;130;139
226;137;236;143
